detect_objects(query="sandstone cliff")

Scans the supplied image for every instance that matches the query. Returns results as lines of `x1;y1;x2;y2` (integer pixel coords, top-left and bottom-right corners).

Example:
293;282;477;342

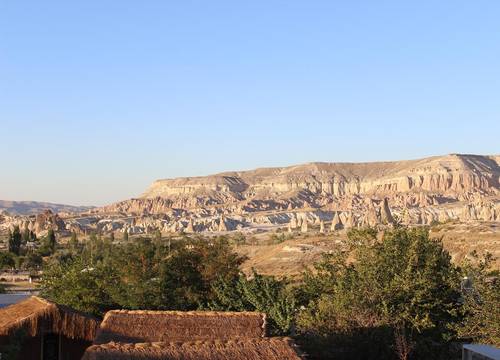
2;154;498;236
89;154;499;234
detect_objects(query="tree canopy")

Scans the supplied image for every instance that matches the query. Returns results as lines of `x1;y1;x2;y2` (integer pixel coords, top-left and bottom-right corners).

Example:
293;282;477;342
36;227;498;360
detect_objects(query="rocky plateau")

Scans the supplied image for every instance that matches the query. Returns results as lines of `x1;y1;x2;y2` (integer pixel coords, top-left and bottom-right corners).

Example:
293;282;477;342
1;154;499;237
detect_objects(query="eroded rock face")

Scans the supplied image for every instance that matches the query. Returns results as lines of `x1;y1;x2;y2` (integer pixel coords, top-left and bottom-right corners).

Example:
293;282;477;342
0;210;67;237
2;154;498;236
87;154;500;233
141;154;499;201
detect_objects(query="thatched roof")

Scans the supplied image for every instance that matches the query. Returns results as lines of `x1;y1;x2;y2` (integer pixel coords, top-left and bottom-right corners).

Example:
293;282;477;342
94;310;266;344
82;338;304;360
0;296;99;341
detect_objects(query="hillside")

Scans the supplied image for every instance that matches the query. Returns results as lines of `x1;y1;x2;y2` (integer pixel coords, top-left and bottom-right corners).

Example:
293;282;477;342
1;154;498;237
0;200;93;216
91;153;499;235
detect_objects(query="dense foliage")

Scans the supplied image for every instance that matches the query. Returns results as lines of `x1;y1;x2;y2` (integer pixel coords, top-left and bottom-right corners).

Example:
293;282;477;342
454;252;500;346
4;226;495;359
209;270;296;335
295;227;462;359
41;236;246;316
7;226;22;256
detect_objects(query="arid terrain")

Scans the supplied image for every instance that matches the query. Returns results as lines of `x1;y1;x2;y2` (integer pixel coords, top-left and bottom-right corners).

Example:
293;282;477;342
1;153;499;272
2;154;499;234
236;221;500;276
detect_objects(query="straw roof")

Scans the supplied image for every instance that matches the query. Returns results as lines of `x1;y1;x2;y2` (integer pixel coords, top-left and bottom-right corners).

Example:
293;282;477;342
0;296;99;341
94;310;266;344
82;338;304;360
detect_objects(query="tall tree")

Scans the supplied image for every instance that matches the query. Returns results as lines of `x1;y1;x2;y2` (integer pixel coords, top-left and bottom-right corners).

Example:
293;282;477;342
454;253;500;347
8;226;22;255
22;224;30;243
210;270;296;335
47;229;57;254
0;252;15;270
296;227;461;360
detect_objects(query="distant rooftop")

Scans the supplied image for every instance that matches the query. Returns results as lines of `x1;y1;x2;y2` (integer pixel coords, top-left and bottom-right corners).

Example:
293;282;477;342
463;344;500;360
0;293;30;308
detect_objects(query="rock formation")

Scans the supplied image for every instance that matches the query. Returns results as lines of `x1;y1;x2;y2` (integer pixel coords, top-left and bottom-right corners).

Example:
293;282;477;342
186;219;194;233
330;212;343;231
218;216;228;232
380;198;395;225
2;154;498;236
301;219;308;233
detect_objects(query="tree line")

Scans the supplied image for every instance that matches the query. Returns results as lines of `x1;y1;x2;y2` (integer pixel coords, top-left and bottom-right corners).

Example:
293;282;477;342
1;226;498;359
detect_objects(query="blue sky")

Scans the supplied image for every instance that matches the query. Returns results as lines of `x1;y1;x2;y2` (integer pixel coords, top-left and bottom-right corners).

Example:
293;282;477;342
1;1;499;205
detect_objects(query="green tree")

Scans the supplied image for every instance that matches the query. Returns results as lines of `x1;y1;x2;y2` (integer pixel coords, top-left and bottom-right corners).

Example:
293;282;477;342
0;252;16;270
38;229;58;256
41;257;117;316
105;238;163;310
210;270;296;335
454;253;500;346
22;224;30;244
8;226;22;256
160;237;245;309
296;227;461;360
48;229;57;251
22;252;43;271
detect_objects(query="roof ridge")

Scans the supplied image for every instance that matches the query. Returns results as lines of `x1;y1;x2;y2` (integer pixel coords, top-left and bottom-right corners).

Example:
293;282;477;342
94;337;296;347
31;295;54;306
105;309;265;316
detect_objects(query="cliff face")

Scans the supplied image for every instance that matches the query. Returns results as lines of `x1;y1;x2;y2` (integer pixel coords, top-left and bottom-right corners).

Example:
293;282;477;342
3;154;497;236
142;154;499;201
86;154;499;234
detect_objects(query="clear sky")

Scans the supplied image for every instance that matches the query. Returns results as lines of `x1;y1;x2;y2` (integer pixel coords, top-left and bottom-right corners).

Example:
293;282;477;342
1;1;499;206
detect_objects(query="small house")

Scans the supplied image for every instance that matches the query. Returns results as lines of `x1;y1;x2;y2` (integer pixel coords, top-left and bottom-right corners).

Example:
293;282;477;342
0;296;99;360
93;310;267;344
83;310;303;359
83;337;303;360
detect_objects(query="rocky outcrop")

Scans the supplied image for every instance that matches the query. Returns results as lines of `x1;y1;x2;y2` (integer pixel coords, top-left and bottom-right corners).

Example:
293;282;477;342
2;154;498;236
0;210;67;237
380;198;395;225
301;219;308;233
86;155;500;234
140;154;499;202
331;212;343;231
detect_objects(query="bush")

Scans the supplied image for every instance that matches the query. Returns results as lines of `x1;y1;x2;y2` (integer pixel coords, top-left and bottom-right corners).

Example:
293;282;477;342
296;227;462;360
209;270;296;335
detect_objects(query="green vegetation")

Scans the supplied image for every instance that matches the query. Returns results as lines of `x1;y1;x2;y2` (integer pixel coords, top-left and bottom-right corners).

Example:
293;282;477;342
37;229;58;256
454;252;500;346
0;226;497;359
209;270;296;335
0;251;15;269
295;227;462;359
41;236;246;316
7;226;22;255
